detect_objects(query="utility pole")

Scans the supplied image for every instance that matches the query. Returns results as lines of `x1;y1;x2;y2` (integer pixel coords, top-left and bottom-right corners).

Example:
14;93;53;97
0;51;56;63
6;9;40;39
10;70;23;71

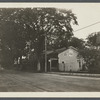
45;32;47;72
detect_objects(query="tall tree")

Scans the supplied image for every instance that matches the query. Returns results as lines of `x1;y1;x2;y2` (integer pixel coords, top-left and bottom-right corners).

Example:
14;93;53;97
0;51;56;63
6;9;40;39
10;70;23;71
79;48;100;73
79;32;100;73
0;8;78;71
69;37;85;49
86;32;100;49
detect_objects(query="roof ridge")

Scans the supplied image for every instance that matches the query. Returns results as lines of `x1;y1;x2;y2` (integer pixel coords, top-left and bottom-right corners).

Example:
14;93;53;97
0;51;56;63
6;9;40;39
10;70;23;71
68;46;78;51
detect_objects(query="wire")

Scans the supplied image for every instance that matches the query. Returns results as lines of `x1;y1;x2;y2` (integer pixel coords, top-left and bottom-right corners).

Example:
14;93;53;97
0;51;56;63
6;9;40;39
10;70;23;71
74;21;100;32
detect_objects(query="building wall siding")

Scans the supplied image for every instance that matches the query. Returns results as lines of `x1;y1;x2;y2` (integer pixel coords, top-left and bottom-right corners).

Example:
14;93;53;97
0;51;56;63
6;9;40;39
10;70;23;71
58;48;82;72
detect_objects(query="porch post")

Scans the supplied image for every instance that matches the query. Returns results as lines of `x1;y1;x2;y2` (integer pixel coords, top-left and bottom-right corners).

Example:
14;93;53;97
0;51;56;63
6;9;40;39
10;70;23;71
50;59;52;72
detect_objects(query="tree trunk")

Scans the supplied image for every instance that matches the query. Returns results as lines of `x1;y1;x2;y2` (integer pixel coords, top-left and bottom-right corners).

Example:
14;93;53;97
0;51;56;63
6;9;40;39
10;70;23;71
19;56;23;70
37;59;41;72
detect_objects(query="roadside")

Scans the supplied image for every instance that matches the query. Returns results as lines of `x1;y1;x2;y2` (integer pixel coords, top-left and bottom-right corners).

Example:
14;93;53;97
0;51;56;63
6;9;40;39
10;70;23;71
1;68;100;78
47;72;100;78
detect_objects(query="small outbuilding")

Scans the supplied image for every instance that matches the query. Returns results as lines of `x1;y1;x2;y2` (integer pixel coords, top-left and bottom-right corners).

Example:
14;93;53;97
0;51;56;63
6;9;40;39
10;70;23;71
58;46;84;72
47;46;84;72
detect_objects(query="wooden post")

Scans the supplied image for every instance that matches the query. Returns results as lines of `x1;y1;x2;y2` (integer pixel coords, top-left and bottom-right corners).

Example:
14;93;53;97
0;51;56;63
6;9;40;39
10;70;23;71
50;59;51;72
45;33;47;72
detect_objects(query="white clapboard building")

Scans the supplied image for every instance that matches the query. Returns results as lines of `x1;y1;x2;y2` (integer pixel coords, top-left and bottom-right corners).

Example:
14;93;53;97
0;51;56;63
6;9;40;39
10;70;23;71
48;46;84;72
58;46;84;72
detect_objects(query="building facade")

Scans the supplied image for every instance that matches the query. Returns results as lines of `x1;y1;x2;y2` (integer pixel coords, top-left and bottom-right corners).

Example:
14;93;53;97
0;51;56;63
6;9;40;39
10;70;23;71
58;46;84;72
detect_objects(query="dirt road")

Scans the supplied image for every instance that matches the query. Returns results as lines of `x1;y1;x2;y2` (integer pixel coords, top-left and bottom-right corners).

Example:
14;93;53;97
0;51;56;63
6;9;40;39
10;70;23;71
0;70;100;92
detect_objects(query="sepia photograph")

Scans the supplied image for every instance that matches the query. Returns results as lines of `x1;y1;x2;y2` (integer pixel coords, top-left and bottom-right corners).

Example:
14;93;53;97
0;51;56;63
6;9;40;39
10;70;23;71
0;3;100;96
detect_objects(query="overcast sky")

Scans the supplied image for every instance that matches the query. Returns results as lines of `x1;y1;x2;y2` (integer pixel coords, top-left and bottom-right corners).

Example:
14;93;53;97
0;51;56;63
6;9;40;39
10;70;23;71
0;3;100;40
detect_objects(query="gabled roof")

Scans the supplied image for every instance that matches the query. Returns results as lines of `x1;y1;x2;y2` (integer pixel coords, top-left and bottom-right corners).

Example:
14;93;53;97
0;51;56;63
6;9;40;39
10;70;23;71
44;46;78;55
68;46;78;52
56;46;78;54
55;47;67;54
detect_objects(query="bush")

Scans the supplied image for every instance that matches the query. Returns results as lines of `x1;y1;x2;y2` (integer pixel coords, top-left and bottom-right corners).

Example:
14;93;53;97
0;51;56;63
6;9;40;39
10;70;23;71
79;48;100;73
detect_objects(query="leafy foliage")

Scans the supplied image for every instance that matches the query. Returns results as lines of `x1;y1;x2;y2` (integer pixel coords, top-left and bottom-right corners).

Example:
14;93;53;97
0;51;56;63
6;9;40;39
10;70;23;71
69;37;85;49
86;32;100;48
79;48;100;73
0;8;78;70
79;32;100;73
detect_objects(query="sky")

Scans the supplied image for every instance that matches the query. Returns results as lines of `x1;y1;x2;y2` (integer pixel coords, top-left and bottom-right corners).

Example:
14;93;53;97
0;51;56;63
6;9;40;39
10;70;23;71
0;3;100;40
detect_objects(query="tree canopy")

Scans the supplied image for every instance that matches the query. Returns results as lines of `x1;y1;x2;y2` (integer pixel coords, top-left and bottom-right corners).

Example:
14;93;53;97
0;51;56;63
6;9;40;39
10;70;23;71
0;8;78;70
69;37;85;49
79;32;100;73
86;32;100;48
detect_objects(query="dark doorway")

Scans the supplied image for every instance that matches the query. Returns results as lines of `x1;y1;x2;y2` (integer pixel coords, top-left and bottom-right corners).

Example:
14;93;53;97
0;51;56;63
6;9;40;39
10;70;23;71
51;60;58;72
